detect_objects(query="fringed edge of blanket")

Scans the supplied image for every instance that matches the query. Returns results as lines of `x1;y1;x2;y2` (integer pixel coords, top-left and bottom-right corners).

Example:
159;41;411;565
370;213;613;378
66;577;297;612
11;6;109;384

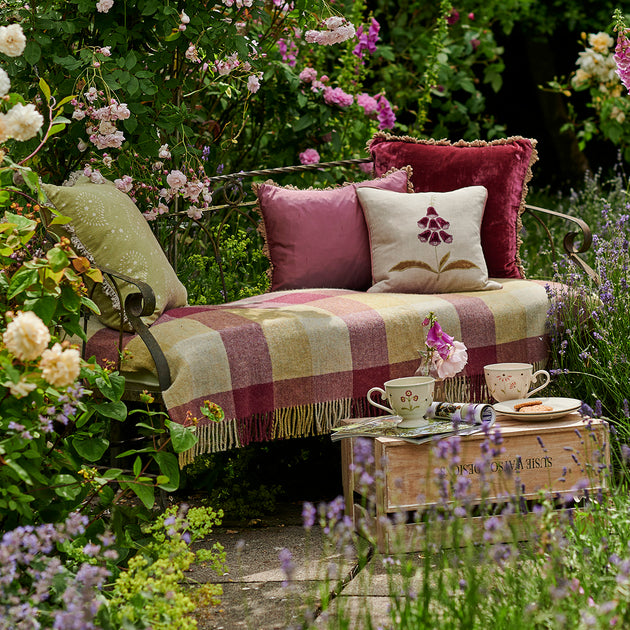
178;364;547;465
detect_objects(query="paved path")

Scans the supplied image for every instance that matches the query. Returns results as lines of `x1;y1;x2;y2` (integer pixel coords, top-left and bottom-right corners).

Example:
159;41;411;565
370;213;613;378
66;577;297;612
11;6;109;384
185;502;394;630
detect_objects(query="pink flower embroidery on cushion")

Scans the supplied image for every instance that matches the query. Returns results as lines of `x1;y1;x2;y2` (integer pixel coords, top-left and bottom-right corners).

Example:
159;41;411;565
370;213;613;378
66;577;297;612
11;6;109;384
417;206;453;246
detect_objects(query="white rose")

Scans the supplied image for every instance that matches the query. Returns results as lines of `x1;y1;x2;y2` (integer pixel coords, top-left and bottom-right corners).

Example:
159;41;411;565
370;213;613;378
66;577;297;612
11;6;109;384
0;112;10;143
5;102;44;141
3;311;51;361
0;68;10;97
158;144;171;159
0;24;26;58
39;343;81;388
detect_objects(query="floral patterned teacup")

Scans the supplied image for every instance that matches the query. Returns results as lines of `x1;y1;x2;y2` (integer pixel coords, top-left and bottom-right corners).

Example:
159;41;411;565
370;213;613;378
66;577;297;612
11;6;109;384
367;376;435;428
484;363;550;403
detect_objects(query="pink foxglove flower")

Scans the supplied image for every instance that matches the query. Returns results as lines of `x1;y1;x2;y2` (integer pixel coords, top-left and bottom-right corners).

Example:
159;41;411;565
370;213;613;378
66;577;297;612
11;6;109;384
614;28;630;94
416;312;468;380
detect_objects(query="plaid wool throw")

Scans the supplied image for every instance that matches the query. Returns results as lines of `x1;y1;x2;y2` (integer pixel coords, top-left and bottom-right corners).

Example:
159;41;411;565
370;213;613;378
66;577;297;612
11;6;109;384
85;279;553;461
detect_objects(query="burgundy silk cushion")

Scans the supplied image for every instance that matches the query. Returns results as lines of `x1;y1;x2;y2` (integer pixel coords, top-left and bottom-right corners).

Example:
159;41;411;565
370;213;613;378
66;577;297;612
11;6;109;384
368;134;538;279
253;167;412;291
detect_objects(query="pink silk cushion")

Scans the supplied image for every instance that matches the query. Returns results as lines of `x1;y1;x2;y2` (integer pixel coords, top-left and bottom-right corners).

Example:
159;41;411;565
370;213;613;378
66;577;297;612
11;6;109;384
254;167;412;291
368;134;538;279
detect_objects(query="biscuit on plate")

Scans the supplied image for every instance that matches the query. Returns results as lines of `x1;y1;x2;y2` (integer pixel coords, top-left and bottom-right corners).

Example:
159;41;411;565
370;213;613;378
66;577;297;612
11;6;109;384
513;400;543;411
518;404;553;413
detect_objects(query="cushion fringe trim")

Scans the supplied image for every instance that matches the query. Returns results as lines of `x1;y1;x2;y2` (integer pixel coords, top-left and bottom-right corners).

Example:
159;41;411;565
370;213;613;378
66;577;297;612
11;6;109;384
366;133;539;279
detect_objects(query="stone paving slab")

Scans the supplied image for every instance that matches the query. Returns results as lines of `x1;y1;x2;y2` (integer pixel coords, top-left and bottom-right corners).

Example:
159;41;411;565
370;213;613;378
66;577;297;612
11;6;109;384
187;518;363;629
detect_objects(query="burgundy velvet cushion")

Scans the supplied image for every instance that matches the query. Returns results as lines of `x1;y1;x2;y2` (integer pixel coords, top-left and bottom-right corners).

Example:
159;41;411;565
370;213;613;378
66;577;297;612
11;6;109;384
253;167;412;291
368;134;538;279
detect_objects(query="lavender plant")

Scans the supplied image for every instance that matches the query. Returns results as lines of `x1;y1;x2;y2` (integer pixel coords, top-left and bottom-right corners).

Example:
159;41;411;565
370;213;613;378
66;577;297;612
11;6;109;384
545;188;630;447
288;419;617;629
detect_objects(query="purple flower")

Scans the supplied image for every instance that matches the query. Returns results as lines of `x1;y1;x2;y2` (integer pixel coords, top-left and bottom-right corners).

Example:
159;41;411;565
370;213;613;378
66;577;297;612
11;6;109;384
302;502;316;529
353;437;374;466
375;94;396;130
278;547;296;585
418;206;452;246
426;320;455;359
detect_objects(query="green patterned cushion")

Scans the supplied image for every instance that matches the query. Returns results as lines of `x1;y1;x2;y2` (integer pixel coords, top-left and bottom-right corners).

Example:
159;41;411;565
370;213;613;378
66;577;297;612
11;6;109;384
43;179;187;330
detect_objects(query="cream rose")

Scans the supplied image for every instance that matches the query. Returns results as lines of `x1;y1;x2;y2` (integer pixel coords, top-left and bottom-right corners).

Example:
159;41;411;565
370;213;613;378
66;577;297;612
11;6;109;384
3;311;51;361
6;377;37;398
0;24;26;58
0;112;10;143
39;344;81;388
0;68;10;97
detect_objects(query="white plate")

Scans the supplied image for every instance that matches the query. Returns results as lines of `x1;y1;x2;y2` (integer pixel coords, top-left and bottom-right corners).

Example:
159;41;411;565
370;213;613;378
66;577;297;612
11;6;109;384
493;397;582;421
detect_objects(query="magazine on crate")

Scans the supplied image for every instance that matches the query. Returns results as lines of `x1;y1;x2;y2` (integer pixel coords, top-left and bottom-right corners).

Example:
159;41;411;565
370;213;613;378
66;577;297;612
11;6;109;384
331;402;496;444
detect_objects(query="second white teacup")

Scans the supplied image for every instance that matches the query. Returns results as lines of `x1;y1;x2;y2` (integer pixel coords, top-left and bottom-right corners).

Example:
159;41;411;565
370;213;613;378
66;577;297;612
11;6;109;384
484;362;550;402
367;376;435;428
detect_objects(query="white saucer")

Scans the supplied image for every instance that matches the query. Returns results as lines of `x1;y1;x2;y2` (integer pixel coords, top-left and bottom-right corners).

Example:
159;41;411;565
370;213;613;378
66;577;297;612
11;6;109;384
493;397;582;421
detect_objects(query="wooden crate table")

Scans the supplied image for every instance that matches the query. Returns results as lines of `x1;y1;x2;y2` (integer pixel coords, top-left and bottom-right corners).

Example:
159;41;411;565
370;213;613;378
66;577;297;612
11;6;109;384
340;413;610;553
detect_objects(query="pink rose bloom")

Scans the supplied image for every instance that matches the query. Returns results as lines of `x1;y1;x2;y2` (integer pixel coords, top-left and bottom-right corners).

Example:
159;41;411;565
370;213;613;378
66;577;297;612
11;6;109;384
299;67;318;83
166;169;187;189
186;206;203;220
247;74;261;93
299;148;320;165
323;86;353;107
114;175;133;193
357;92;378;114
433;340;468;379
96;0;114;13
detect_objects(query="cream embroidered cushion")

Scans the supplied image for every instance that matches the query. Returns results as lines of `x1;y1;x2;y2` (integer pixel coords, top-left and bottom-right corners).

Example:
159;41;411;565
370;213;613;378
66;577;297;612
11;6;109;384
43;179;187;330
356;185;502;293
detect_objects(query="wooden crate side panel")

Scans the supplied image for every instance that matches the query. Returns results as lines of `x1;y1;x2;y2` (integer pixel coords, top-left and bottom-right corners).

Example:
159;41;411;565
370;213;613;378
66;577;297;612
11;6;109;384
382;420;609;512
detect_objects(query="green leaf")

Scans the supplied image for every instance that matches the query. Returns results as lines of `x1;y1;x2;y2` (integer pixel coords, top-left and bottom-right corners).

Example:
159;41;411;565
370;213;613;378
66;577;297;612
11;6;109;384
53;474;82;500
80;295;101;315
126;75;140;96
126;51;138;70
8;267;39;299
5;459;32;485
95;401;127;421
72;436;109;462
126;481;154;509
46;246;69;272
133;456;142;477
154;451;180;492
23;296;57;324
46;123;67;139
38;78;51;102
293;114;315;132
95;373;126;401
165;419;198;453
24;41;42;65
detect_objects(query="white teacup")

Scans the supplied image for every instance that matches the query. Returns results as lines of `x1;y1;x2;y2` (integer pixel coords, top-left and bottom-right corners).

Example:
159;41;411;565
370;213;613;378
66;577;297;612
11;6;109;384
367;376;435;428
484;362;550;403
